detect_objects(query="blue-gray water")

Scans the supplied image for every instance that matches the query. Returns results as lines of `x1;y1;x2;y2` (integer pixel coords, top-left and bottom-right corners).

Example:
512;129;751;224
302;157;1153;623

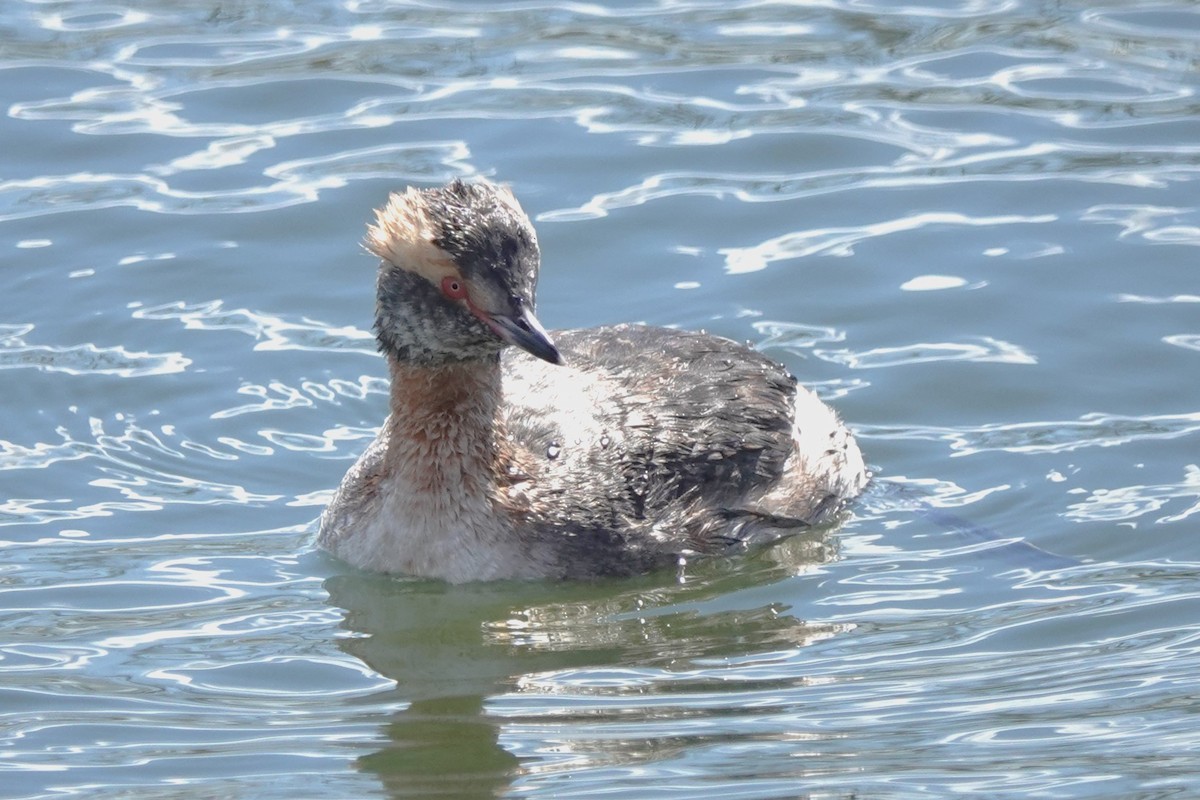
3;1;1199;797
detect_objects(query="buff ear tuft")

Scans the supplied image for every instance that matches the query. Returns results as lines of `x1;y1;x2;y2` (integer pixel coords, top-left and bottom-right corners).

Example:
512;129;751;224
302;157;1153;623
365;188;460;285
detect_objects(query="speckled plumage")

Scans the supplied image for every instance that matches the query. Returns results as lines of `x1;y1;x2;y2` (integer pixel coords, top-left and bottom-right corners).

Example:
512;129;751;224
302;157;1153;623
318;179;869;581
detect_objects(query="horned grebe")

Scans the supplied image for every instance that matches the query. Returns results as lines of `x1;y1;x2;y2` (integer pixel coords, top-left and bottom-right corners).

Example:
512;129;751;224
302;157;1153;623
318;179;868;581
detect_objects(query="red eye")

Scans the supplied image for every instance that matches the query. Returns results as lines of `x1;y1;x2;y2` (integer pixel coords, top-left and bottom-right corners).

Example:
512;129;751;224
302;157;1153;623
441;276;467;300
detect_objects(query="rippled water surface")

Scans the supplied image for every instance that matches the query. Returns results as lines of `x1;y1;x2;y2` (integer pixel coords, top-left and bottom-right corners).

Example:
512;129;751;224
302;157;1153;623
3;0;1199;797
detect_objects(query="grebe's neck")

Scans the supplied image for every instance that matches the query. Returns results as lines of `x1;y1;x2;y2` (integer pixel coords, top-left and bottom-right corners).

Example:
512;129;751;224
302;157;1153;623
350;352;536;582
384;353;506;496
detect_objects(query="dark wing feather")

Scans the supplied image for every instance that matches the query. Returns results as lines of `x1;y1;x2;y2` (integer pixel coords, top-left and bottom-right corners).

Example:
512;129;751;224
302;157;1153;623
554;324;795;499
499;324;799;566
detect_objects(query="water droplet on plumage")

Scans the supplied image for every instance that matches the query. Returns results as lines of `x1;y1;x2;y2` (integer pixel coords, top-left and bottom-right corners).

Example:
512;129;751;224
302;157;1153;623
546;441;561;460
599;433;611;450
675;555;688;584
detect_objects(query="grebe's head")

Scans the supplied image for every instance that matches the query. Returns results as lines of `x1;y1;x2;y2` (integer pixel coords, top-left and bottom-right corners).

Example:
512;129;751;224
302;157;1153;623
366;179;561;366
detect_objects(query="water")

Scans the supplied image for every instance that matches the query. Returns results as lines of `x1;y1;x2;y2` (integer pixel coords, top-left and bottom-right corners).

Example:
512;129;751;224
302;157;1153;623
2;0;1199;797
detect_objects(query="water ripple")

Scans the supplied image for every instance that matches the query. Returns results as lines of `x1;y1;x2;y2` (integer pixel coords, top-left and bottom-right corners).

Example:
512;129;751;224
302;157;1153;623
3;0;1193;227
477;561;1200;797
1083;204;1200;245
131;301;375;353
721;212;1058;273
816;337;1037;368
0;171;322;219
863;411;1200;456
0;406;368;528
1065;464;1200;525
0;323;189;377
